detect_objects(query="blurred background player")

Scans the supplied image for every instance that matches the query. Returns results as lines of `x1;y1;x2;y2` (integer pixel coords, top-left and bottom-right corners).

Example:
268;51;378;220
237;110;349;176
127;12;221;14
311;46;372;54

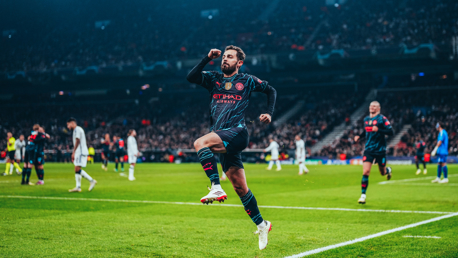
88;146;95;164
264;138;281;171
295;135;308;175
415;138;427;175
431;122;449;184
113;135;126;172
187;46;276;250
14;135;26;173
67;118;97;192
354;101;393;204
127;129;139;181
101;133;111;171
4;132;23;176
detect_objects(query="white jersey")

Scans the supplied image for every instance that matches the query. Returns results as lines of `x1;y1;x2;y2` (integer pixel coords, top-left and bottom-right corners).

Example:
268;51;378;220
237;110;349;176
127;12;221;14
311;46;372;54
295;139;306;161
15;140;26;159
15;140;26;152
73;126;88;156
265;141;280;160
127;135;138;156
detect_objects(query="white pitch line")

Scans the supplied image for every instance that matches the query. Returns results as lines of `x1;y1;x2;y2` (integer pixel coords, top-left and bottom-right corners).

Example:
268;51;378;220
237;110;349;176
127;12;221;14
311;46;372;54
394;183;458;186
379;174;458;185
0;195;453;215
285;212;458;258
403;235;441;239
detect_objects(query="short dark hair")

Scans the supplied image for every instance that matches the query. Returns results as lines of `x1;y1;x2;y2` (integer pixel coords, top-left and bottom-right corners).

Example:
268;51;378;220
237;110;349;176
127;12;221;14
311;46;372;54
438;122;445;128
67;117;77;123
225;45;246;61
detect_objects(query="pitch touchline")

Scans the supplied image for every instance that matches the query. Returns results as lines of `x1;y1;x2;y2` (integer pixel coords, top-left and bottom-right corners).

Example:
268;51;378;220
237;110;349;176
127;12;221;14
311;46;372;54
0;195;452;215
285;212;458;258
379;174;458;184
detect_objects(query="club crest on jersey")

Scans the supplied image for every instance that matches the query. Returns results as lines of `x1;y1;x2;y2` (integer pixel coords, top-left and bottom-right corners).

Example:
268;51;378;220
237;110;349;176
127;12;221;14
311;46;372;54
225;82;232;90
235;82;244;91
373;120;377;125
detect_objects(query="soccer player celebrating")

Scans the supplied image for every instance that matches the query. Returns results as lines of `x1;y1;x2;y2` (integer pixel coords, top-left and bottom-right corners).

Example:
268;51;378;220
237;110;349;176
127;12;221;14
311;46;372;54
127;129;139;181
186;46;277;250
264;138;281;171
431;122;449;183
67;118;97;192
101;133;111;171
4;132;22;176
354;101;393;204
22;125;49;185
295;135;309;175
415;138;427;175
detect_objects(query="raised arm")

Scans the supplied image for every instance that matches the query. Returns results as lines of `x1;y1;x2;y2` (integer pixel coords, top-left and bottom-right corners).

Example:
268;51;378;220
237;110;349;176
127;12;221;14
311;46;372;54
186;49;221;86
259;85;277;124
186;56;212;84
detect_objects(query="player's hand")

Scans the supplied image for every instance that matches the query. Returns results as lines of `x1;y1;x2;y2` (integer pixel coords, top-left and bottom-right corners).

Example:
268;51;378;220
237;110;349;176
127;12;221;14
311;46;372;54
208;49;221;59
259;114;272;124
354;136;360;142
71;152;75;162
45;134;50;139
372;126;378;132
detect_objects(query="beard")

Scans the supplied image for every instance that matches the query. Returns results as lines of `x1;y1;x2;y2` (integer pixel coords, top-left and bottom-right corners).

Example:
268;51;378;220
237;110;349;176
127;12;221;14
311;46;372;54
221;63;237;75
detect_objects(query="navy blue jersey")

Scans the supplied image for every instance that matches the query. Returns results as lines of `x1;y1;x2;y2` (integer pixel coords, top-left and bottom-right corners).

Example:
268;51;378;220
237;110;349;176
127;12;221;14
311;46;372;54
416;141;426;156
115;139;125;150
27;131;47;153
200;71;269;131
362;114;393;155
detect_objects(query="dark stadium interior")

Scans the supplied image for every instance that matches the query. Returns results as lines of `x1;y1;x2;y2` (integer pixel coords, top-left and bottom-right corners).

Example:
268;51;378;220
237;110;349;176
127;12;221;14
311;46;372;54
1;0;457;162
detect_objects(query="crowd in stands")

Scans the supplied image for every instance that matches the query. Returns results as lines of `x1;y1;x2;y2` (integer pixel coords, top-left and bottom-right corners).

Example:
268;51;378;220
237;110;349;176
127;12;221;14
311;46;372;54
318;89;458;158
1;0;458;72
0;88;364;159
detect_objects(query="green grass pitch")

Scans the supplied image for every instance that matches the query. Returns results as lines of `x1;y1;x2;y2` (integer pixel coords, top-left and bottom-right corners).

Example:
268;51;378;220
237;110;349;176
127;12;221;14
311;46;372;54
0;163;457;257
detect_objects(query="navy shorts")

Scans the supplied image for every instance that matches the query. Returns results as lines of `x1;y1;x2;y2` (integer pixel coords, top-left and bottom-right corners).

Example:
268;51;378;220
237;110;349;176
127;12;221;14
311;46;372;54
25;150;45;166
363;151;386;166
115;149;126;159
215;126;249;172
416;155;425;162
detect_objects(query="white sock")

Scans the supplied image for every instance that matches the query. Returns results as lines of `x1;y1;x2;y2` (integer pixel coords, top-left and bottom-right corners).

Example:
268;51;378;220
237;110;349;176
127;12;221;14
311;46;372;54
129;165;134;179
212;184;222;190
276;160;281;169
80;170;93;181
268;161;274;169
299;164;303;173
257;220;267;230
75;174;82;188
302;164;309;172
9;165;13;173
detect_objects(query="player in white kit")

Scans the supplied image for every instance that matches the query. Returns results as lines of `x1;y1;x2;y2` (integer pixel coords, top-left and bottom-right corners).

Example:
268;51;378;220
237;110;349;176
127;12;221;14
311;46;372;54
14;135;26;173
264;138;281;171
295;135;309;175
127;129;139;181
66;118;97;192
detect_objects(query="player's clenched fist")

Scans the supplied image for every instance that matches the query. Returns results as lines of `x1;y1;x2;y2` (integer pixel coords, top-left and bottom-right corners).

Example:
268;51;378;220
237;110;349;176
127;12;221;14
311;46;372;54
208;49;221;59
259;114;271;124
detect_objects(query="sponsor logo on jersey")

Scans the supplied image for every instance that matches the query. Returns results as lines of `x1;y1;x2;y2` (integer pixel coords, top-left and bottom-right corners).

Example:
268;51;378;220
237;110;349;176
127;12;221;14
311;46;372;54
235;83;244;91
213;94;242;100
225;82;232;90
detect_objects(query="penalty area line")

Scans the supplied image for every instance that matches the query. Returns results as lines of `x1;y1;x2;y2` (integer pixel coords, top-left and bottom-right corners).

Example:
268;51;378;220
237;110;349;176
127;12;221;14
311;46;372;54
285;212;458;258
0;195;453;215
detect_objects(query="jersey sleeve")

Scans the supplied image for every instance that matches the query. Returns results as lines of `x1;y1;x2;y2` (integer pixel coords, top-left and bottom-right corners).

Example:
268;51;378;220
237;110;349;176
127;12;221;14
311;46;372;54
250;75;269;92
75;128;82;140
438;131;444;143
200;71;219;91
